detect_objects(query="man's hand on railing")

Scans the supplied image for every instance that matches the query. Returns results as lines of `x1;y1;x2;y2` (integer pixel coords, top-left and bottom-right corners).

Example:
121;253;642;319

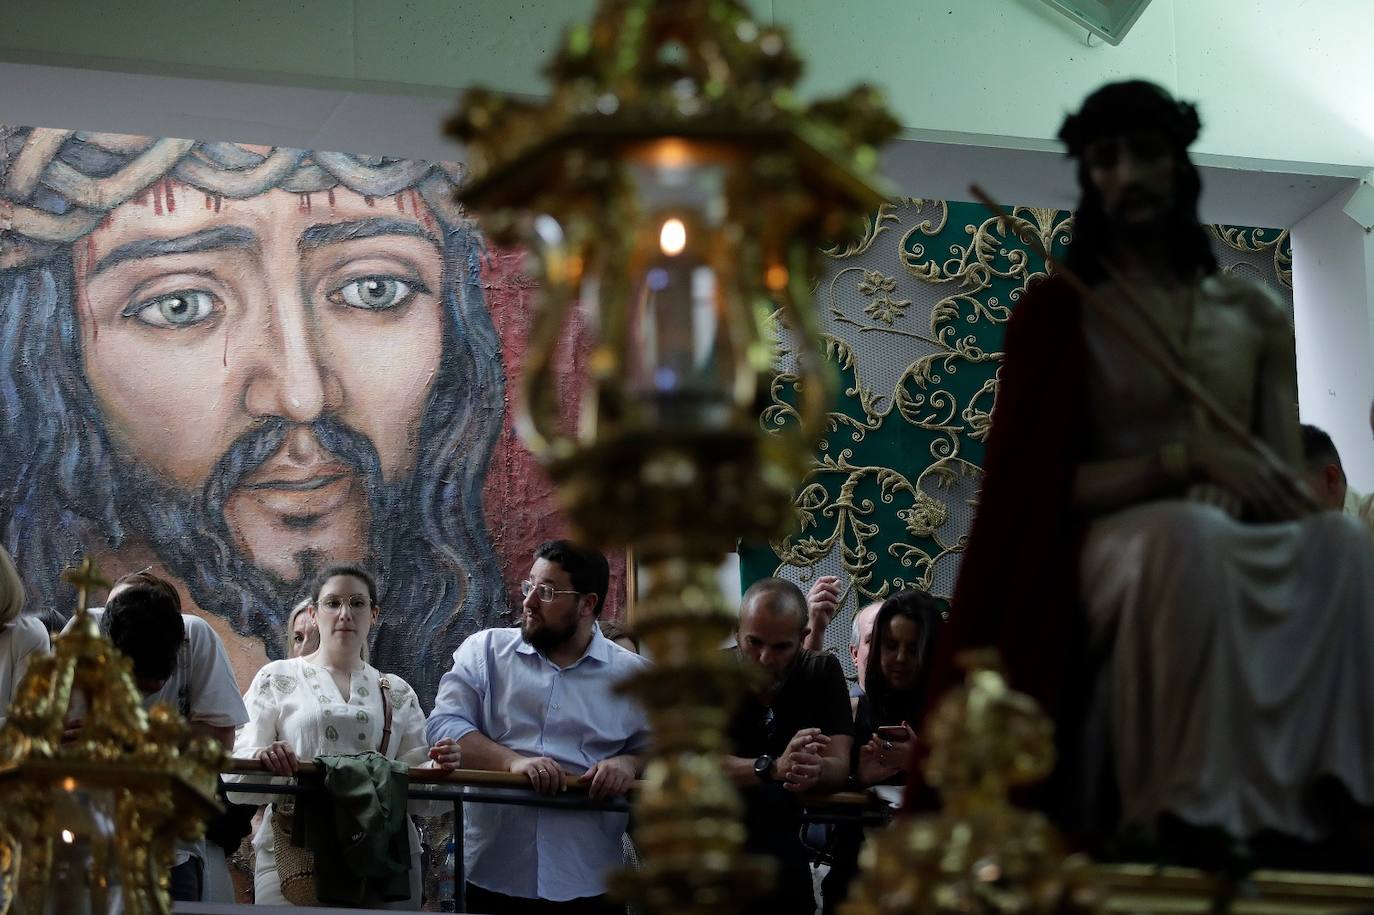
257;740;301;776
579;756;636;800
428;737;463;771
509;755;569;795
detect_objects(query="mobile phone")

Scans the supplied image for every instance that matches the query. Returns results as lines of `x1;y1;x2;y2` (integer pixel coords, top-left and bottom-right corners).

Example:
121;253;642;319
875;725;910;740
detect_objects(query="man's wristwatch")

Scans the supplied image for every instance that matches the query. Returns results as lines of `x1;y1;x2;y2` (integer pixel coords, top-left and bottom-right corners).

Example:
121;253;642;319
754;754;775;783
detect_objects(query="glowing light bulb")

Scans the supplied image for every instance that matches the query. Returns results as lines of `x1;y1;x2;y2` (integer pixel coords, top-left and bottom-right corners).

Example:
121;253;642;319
765;263;789;290
61;830;75;844
659;218;687;257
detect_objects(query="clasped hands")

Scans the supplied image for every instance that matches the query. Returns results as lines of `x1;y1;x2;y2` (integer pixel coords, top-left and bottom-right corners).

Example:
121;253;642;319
254;737;463;775
773;727;832;793
508;754;636;800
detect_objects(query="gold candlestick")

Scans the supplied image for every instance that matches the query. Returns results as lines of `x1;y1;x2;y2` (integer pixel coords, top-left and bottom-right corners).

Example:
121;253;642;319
840;650;1103;915
448;2;897;911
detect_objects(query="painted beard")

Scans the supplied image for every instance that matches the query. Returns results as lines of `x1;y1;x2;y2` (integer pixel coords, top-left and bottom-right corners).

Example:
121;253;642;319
109;415;407;642
521;613;579;655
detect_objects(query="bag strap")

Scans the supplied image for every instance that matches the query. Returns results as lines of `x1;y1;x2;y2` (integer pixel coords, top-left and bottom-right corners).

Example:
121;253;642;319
377;675;393;757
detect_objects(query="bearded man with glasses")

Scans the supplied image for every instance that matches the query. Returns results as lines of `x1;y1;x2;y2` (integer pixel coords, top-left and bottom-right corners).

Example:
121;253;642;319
427;539;651;915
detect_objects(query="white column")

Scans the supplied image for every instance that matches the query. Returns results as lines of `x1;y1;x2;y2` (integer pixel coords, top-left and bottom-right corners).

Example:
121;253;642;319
1291;180;1374;490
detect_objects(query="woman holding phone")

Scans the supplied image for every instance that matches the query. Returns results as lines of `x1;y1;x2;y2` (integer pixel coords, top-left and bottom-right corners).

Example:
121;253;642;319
820;589;944;915
853;589;943;785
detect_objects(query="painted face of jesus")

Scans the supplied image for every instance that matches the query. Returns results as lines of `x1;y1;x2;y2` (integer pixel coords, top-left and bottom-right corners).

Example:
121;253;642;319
74;183;445;583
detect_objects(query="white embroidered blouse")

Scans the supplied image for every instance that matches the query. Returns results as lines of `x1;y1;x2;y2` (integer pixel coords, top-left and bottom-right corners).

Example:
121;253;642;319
228;657;439;842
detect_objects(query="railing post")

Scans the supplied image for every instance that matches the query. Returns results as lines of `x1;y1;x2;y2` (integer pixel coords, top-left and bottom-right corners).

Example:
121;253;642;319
454;796;465;913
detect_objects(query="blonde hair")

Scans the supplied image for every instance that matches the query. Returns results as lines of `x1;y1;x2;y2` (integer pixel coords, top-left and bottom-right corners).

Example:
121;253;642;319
0;545;24;627
283;598;316;658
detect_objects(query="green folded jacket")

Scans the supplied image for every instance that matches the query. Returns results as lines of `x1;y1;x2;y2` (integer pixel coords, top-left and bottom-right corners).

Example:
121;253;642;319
291;752;412;907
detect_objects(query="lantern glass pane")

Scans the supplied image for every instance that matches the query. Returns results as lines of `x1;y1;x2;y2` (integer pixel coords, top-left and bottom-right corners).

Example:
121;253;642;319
623;142;743;430
27;787;121;915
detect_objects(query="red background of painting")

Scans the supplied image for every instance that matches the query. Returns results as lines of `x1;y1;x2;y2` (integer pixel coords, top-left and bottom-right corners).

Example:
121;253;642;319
475;246;628;620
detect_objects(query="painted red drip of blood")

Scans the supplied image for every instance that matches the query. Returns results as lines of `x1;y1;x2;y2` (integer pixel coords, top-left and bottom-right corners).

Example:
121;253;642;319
205;194;214;210
152;182;163;216
327;188;336;207
214;195;222;213
164;180;176;213
364;196;375;207
395;194;405;213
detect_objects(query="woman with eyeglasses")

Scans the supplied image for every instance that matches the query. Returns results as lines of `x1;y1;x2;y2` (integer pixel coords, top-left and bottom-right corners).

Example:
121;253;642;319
231;563;462;908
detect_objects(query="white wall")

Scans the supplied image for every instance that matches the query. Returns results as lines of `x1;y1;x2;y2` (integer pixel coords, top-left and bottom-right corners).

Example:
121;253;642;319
776;0;1373;170
1;0;1370;171
1292;186;1374;490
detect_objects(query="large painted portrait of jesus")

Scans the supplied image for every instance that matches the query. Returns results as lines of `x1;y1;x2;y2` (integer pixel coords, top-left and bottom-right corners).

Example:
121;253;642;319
0;127;507;703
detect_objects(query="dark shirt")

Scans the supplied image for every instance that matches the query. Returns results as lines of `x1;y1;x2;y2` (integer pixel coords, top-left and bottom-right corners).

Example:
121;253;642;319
727;648;854;759
725;647;853;897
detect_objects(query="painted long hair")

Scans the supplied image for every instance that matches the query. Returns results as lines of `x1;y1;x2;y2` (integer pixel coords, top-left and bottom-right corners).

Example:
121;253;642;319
0;128;505;705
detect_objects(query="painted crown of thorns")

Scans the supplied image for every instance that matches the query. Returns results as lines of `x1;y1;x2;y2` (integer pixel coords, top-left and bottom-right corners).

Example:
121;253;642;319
0;127;467;270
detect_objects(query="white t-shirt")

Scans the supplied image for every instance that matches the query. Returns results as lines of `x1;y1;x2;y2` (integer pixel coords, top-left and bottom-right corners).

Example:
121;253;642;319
0;616;50;725
68;608;249;865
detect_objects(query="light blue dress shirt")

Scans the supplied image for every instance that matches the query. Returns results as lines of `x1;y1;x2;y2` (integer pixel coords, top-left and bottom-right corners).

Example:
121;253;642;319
426;625;652;901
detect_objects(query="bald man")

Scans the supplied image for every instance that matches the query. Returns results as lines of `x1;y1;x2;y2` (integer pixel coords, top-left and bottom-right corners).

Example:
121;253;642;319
725;577;853;915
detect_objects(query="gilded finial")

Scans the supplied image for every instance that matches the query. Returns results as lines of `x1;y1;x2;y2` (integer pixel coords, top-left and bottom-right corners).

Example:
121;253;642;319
839;650;1102;915
60;557;111;627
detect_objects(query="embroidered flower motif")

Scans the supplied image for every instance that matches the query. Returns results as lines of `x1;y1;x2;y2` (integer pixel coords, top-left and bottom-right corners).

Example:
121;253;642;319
272;675;296;695
857;269;911;325
356;685;370;697
303;665;317;678
899;497;949;538
357;732;367;742
355;711;369;722
325;725;338;741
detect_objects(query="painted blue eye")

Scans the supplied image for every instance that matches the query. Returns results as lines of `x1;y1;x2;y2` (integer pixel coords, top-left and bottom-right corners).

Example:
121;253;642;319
132;290;218;327
330;276;415;310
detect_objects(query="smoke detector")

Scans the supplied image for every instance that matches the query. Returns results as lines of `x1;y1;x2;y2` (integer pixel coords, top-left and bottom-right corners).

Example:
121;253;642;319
1038;0;1154;45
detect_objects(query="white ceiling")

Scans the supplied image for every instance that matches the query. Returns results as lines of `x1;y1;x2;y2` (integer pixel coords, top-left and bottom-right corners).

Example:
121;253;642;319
0;60;1360;230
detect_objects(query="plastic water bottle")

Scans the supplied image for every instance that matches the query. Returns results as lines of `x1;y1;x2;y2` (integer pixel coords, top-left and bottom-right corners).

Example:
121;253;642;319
438;837;457;912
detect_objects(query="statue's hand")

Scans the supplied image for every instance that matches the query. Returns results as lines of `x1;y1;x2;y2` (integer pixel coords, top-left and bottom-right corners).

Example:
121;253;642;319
1193;444;1314;521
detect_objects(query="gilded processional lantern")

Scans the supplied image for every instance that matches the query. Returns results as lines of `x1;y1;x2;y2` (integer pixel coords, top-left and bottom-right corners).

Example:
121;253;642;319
449;2;896;912
0;560;221;915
